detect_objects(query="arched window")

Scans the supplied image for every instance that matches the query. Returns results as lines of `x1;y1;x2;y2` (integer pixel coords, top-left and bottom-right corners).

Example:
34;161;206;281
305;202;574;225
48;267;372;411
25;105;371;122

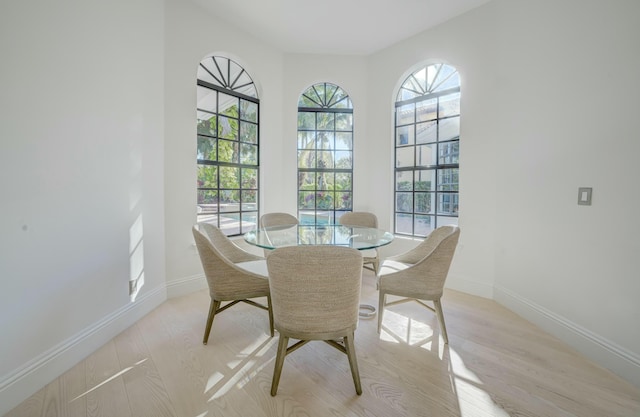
394;63;460;237
297;83;353;225
196;56;259;236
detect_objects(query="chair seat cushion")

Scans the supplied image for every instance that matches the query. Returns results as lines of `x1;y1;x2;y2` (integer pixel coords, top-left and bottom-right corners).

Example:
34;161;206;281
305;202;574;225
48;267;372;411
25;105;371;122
378;259;413;277
235;260;269;277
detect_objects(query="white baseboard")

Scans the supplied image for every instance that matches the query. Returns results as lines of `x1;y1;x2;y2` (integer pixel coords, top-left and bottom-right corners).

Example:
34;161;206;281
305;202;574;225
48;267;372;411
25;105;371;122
0;285;167;416
446;273;494;299
166;273;207;298
494;285;640;388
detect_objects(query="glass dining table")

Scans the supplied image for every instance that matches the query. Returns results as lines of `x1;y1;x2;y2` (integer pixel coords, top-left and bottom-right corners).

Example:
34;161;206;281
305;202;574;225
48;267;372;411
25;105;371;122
243;223;394;251
244;223;394;318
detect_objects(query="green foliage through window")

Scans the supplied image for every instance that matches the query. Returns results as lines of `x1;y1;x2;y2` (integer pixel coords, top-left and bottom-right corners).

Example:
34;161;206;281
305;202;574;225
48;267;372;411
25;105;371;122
196;56;259;236
297;83;353;225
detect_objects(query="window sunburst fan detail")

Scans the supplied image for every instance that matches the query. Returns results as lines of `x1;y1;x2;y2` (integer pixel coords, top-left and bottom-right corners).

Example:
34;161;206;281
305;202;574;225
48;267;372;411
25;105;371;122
198;56;257;98
397;64;459;101
299;83;352;109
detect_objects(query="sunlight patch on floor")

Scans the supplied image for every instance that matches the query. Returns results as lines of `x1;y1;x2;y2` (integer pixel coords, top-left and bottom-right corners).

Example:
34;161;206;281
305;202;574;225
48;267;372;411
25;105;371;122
449;348;482;384
208;335;276;400
227;334;274;367
379;308;511;417
455;376;510;417
379;309;435;345
240;333;274;356
205;371;224;393
208;362;256;400
448;346;510;416
69;358;148;403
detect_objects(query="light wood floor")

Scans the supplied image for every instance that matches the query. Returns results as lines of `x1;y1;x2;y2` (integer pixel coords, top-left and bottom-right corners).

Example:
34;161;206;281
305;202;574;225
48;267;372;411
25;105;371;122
6;270;640;417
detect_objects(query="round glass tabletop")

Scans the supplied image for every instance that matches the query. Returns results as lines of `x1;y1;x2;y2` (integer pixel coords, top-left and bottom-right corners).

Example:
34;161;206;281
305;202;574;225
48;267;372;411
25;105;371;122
244;224;394;251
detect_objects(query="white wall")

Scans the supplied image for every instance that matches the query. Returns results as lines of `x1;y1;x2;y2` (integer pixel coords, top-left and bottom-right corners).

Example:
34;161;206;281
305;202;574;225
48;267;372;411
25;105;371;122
163;0;285;295
365;0;640;386
0;0;166;413
490;0;640;385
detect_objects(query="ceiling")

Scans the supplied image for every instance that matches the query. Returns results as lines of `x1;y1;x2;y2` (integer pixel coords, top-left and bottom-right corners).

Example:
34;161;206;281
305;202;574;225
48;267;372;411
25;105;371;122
191;0;492;55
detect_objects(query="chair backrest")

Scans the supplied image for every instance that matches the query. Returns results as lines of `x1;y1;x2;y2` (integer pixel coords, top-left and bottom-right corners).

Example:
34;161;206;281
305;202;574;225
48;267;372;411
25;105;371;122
197;222;262;263
403;225;460;294
395;225;459;265
338;211;378;228
266;246;363;338
192;223;265;299
259;212;299;228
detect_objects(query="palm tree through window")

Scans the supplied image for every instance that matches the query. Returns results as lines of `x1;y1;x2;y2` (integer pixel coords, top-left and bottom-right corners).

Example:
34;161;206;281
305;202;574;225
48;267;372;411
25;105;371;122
297;83;353;225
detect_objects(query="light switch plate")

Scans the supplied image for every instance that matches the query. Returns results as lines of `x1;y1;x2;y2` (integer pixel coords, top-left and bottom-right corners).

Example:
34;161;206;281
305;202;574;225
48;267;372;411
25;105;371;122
578;187;592;205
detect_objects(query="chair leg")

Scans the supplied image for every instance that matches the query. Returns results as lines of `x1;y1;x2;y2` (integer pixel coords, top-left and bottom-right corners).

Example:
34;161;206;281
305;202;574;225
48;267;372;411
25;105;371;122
344;333;362;395
267;295;274;337
203;299;220;345
270;335;289;396
433;298;449;344
377;292;386;333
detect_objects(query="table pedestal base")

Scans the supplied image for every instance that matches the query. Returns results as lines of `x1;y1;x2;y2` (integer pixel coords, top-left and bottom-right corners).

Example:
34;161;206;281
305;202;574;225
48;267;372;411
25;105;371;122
359;304;376;318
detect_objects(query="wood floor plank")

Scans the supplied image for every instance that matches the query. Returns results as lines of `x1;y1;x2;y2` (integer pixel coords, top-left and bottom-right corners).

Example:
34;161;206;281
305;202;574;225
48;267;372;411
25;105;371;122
4;386;45;417
113;324;176;417
136;298;211;416
51;359;87;417
84;341;132;417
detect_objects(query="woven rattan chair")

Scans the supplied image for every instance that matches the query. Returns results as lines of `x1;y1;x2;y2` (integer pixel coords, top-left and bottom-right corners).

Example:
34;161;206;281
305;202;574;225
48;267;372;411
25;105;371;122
339;211;380;273
376;225;460;343
192;223;274;344
259;212;299;255
266;246;364;396
259;212;299;228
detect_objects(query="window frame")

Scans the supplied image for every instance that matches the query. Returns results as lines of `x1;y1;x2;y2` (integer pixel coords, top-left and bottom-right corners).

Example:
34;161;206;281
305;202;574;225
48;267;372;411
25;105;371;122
394;64;460;237
297;83;353;225
196;56;260;236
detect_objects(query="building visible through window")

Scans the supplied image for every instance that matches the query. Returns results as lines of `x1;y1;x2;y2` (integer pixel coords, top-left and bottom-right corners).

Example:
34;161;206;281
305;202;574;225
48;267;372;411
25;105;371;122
394;63;460;237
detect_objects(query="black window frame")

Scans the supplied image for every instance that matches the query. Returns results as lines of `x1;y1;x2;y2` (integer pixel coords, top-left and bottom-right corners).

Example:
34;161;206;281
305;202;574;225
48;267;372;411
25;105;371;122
297;83;354;225
196;56;260;236
394;64;460;237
